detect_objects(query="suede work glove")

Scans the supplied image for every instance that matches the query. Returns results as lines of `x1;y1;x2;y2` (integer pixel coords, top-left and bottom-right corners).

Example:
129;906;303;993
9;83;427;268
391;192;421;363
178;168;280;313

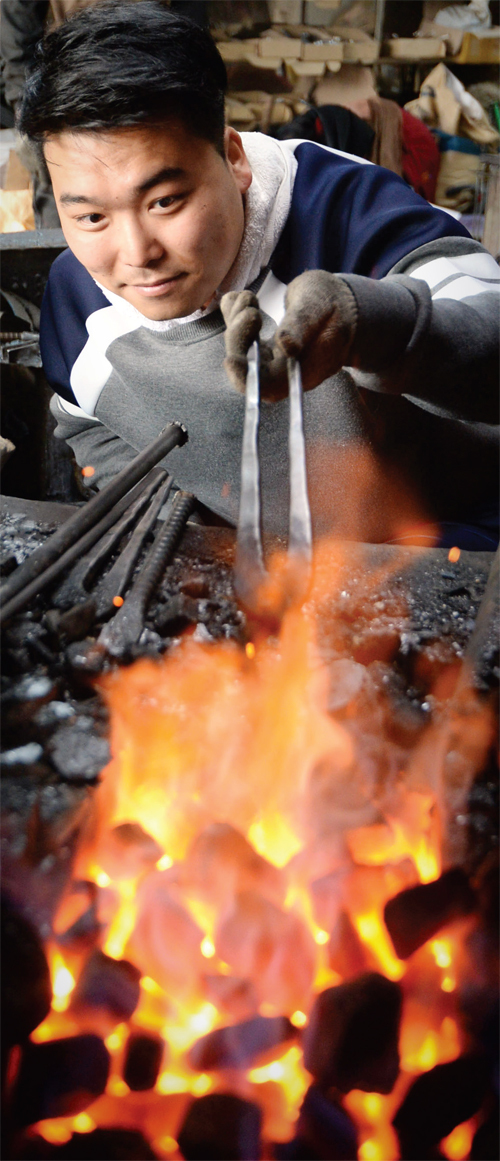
221;270;429;402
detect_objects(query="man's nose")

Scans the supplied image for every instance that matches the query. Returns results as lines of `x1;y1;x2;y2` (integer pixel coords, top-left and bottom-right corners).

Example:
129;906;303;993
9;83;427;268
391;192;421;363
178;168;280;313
118;216;165;267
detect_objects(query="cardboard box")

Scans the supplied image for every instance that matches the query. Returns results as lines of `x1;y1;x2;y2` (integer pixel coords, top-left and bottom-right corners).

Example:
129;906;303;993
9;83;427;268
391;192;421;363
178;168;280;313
387;37;446;60
244;52;283;70
342;38;379;64
285;59;326;80
453;29;500;65
258;36;301;59
301;39;344;61
218;40;259;62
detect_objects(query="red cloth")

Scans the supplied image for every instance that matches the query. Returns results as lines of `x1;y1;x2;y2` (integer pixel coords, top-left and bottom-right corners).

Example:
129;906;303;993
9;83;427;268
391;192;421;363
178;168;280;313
401;109;440;202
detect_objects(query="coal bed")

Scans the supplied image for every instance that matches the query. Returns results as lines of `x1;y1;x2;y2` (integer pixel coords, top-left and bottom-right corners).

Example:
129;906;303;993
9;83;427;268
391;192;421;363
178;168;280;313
1;495;498;1161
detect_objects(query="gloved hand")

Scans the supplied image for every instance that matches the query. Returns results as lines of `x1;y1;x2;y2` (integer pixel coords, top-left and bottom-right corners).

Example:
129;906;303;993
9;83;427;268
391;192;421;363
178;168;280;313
221;269;427;402
221;271;357;401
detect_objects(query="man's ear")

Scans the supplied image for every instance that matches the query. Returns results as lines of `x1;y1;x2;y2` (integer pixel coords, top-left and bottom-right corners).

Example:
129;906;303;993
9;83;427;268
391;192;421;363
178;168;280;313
224;126;252;195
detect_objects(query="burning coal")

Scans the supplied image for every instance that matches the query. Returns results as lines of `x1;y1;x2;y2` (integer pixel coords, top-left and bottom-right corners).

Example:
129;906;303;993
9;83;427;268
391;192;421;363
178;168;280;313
3;538;498;1161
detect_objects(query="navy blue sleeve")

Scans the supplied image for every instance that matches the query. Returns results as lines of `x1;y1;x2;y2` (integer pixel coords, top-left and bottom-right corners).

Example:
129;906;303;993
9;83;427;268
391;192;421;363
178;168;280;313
40;248;109;405
271;142;469;284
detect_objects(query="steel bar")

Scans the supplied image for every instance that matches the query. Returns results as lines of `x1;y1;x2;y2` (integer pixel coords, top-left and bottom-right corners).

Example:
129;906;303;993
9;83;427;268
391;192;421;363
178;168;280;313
99;490;195;656
0;468;166;625
234;348;312;613
94;475;174;619
52;470;168;609
287;357;312;564
0;423;187;612
234;341;266;608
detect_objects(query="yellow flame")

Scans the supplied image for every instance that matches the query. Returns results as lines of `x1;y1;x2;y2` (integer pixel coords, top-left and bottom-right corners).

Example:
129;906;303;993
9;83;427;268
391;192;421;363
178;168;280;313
104;878;137;959
156;854;173;871
249;1045;310;1119
431;939;452;968
200;936;215;958
155;1137;178;1156
156;1071;189;1095
354;912;405;981
359;1140;384;1161
106;1077;130;1097
441;975;456;992
105;1023;128;1052
314;929;329;945
362;1094;383;1120
245;642;256;660
72;1113;95;1133
37;1120;72;1145
141;975;165;996
441;1119;475;1160
50;953;75;1012
191;1073;213;1096
90;865;111;888
248;814;303;868
290;1010;307;1028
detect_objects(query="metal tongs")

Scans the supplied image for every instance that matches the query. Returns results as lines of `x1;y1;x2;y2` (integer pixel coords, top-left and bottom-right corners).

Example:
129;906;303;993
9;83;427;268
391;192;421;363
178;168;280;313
234;341;312;616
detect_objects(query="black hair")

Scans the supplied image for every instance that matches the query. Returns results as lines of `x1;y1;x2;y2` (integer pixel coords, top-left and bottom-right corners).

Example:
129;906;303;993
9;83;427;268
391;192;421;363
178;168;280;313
18;1;228;155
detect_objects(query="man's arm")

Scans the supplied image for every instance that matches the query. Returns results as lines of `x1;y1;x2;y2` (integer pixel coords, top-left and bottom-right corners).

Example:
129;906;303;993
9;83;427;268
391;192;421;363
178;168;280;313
50;395;140;490
222;239;499;425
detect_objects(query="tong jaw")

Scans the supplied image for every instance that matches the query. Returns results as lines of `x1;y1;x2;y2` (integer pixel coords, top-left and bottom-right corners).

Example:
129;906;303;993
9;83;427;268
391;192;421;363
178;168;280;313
234;341;312;617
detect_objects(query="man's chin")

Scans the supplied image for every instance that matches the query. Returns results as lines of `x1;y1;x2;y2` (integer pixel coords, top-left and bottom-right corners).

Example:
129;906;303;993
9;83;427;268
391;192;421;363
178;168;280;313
124;287;209;322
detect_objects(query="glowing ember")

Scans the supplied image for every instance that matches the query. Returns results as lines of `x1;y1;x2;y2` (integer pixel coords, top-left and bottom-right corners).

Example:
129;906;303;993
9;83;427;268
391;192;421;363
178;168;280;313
27;541;492;1159
112;595;124;607
448;546;461;563
81;464;95;478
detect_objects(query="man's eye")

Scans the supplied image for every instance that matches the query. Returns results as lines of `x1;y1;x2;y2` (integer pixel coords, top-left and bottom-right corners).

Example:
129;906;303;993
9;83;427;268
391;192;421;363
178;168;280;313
77;212;104;225
153;195;179;209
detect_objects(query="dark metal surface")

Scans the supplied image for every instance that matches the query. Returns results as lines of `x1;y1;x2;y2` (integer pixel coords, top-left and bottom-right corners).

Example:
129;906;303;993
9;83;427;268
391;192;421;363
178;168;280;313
52;471;169;610
0;425;188;622
0;229;67;310
98;490;195;656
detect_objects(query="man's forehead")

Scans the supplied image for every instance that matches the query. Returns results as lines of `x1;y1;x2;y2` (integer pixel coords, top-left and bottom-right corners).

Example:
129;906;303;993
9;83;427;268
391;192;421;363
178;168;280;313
44;121;214;174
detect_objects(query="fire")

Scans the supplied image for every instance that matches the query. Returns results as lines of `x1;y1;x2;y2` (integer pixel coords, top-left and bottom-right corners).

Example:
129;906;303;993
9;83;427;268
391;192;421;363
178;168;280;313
26;537;492;1160
50;951;76;1012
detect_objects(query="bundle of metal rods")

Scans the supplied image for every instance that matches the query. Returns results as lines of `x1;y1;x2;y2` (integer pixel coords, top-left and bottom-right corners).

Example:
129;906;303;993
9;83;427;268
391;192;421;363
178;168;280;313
0;423;195;655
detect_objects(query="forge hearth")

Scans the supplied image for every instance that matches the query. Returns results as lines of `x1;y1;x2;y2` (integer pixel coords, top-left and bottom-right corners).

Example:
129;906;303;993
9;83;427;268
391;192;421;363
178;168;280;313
1;496;498;1161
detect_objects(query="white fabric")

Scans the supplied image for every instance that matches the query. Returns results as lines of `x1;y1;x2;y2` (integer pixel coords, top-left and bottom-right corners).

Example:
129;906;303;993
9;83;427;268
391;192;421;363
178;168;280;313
95;132;297;332
409;251;500;307
69;304;141;413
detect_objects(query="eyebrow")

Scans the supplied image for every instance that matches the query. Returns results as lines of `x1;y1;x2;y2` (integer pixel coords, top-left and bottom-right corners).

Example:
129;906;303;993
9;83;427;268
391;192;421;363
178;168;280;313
59;166;187;207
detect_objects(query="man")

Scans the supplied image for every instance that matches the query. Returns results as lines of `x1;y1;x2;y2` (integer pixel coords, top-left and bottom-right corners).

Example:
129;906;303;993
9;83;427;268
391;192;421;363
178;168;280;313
18;2;499;546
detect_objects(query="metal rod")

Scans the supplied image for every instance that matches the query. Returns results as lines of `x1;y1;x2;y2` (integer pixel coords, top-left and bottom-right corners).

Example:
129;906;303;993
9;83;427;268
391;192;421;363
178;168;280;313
0;423;187;611
234;341;266;606
99;490;195;656
52;470;168;609
0;468;166;625
287;356;312;564
94;475;173;619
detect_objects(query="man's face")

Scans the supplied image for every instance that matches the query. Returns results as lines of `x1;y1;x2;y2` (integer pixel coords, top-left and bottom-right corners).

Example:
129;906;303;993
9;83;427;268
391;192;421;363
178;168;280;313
45;122;252;320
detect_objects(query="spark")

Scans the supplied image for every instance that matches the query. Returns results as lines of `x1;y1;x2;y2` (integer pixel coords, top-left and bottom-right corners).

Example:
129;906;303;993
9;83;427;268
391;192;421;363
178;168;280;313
200;936;215;958
81;465;95;478
314;929;329;945
290;1010;307;1028
448;546;460;563
112;595;124;607
156;854;173;871
245;642;256;659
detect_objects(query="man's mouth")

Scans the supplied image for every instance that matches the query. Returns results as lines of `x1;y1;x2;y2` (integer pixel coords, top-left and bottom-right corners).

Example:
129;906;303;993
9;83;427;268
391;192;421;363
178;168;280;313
131;273;186;297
